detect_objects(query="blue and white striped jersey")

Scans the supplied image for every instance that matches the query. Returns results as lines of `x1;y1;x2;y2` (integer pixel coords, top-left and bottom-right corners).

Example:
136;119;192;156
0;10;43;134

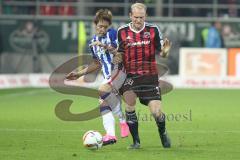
89;28;117;80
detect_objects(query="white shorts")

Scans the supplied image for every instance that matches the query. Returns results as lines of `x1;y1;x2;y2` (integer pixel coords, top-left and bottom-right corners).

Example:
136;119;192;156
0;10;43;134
102;67;126;91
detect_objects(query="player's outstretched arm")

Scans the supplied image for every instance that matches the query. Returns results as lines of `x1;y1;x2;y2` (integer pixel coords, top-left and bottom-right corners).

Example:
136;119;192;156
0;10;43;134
65;60;101;80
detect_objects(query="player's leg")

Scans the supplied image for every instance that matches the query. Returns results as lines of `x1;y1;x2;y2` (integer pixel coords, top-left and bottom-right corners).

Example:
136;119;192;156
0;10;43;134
123;90;140;149
99;100;115;136
111;95;125;122
148;100;171;148
138;74;171;148
111;95;129;138
109;68;129;137
99;83;129;138
98;85;117;145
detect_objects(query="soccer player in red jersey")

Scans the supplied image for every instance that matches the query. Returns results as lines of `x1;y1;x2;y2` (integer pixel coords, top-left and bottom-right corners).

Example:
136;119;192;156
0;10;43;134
116;3;171;149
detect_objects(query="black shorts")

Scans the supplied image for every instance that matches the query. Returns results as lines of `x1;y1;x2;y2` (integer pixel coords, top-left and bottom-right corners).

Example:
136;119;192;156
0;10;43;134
119;74;161;106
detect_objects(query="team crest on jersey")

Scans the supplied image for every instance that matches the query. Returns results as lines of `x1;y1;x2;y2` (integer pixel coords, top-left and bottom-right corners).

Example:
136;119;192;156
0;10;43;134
143;32;150;38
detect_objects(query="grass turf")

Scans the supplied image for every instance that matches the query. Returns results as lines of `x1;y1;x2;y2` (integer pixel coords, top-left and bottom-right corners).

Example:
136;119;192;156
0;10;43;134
0;88;240;160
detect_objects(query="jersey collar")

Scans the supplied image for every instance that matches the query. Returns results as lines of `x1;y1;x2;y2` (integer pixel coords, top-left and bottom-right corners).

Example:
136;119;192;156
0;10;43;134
129;22;145;33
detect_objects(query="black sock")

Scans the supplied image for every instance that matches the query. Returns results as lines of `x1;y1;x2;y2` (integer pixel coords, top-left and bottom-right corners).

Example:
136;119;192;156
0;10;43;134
155;113;166;135
126;111;140;144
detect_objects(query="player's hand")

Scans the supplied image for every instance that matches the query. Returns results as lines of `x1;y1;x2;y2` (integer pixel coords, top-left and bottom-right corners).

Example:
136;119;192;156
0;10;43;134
89;41;106;48
161;38;172;58
106;45;115;52
65;72;81;80
106;45;117;54
112;52;122;64
89;41;117;54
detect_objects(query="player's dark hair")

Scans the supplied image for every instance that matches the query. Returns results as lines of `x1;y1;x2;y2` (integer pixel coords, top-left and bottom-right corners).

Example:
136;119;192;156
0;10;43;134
94;9;112;25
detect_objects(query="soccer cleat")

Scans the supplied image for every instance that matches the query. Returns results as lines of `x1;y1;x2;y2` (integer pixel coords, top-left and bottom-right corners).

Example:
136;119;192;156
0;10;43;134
102;135;117;146
127;142;141;149
160;131;171;148
120;122;129;138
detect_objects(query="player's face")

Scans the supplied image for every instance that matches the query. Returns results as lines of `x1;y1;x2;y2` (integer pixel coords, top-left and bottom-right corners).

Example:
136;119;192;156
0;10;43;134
130;8;146;31
96;20;110;36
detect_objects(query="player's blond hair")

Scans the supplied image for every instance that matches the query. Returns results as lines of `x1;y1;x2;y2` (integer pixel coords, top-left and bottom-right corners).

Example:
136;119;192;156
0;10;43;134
131;3;147;13
94;9;112;25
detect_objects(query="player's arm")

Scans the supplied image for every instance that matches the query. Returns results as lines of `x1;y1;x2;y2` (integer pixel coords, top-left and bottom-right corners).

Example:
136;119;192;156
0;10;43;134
65;60;101;80
111;28;126;64
154;26;171;58
77;60;101;76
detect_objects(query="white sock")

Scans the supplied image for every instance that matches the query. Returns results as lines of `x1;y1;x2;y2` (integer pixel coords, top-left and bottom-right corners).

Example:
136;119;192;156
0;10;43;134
103;93;126;123
102;112;115;136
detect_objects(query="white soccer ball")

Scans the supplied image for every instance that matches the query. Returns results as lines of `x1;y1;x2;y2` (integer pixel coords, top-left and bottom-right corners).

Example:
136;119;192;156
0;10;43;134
82;130;103;150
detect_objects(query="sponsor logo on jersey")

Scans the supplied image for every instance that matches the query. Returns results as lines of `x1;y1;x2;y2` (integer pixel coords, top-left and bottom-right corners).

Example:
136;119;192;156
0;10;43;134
127;40;150;47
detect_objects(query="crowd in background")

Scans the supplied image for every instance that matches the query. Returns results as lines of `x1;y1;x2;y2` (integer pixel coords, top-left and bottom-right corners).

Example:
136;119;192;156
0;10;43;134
0;0;239;17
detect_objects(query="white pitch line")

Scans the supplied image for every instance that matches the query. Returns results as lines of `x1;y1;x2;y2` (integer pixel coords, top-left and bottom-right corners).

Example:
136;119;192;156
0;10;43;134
0;128;240;134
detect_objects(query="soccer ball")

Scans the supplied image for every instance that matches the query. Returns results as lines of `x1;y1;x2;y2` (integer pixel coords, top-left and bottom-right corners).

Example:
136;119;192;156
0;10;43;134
82;130;103;150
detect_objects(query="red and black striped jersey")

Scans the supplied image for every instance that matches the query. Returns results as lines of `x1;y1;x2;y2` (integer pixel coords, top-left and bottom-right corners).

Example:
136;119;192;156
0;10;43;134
117;22;164;75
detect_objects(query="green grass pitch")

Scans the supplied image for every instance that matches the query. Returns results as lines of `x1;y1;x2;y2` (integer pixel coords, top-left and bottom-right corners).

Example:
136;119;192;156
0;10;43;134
0;88;240;160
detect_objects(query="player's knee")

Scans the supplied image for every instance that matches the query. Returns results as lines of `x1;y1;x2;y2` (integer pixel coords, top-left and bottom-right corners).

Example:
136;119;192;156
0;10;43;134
152;112;160;119
98;84;111;94
150;107;161;118
149;100;162;114
125;104;135;112
151;108;165;120
124;97;136;106
123;91;137;106
99;99;108;106
99;105;112;115
127;101;136;107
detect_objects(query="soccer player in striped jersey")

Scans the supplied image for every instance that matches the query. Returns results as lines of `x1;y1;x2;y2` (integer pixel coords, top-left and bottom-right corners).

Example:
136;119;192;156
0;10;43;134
115;3;171;149
66;9;129;145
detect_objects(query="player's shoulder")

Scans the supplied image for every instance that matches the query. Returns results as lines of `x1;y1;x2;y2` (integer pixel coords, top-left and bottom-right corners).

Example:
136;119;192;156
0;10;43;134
107;28;117;35
145;22;159;29
146;22;162;34
108;27;117;33
107;28;117;41
117;23;130;32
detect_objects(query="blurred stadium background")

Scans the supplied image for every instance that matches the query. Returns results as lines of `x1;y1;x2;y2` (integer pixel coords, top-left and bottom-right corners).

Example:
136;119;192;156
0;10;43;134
0;0;240;87
0;1;240;160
